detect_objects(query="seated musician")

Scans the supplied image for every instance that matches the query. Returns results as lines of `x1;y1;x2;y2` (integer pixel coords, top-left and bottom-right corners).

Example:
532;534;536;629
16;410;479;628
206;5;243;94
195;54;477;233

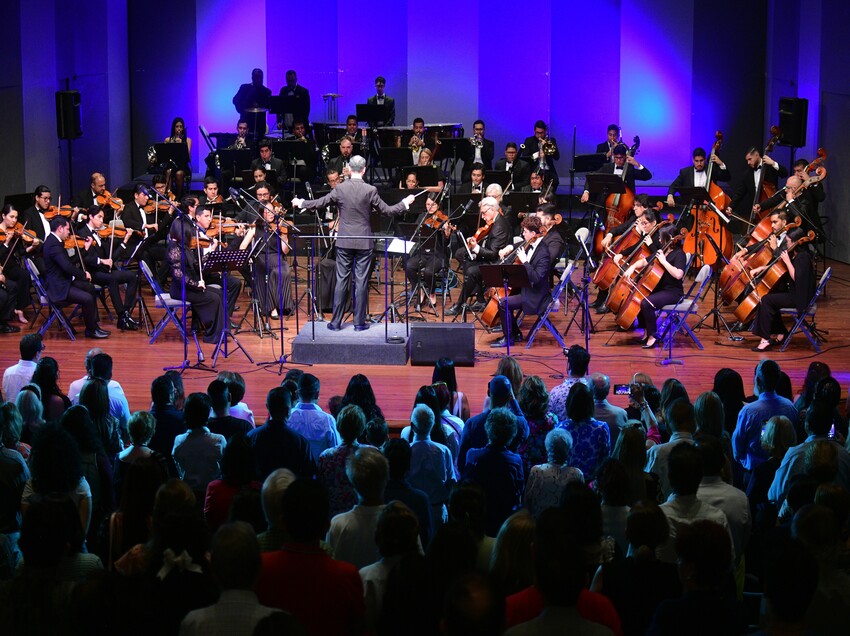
163;117;192;196
414;148;444;194
490;215;552;348
166;204;226;345
597;124;621;163
495;143;532;189
617;221;686;349
749;226;815;352
461;120;494;182
665;146;730;209
203;120;252;181
251;139;288;192
237;197;294;319
122;183;168;288
459;164;485;194
344;115;367;151
445;196;511;315
580;143;652;205
76;205;139;331
327;137;355;180
42;216;109;339
401;170;419;190
23;185;53;245
753;175;818;238
591;193;653;314
72;172;123;223
405;193;451;308
290;121;320;186
0;204;36;324
522;171;546;194
536;203;567;266
793;158;826;217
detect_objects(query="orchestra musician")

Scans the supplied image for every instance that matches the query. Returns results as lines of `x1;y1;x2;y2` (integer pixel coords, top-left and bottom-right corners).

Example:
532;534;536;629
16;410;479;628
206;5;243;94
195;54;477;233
617;221;686;349
23;185;54;245
316;169;346;314
233;69;271;140
326;137;355;180
494;143;532;189
163;117;192;196
665;147;731;208
461;120;495;182
72;172;123;223
76;206;139;331
752;175;818;237
166;204;226;345
238;190;293;319
277;70;310;133
580;143;652;205
445;196;511;316
490;215;552;348
536;203;567;267
122;183;168;287
522;171;546;195
251;139;288;192
749;224;815;352
596;124;621;162
521;120;560;188
42;216;109;339
405;193;451;308
728;146;787;229
403;118;430;165
415;148;445;194
458;164;485;194
290;121;319;183
201;177;223;207
344;115;368;152
366;76;395;126
401;171;419;190
292;155;415;331
793;158;826;219
0;204;35;324
0;260;19;333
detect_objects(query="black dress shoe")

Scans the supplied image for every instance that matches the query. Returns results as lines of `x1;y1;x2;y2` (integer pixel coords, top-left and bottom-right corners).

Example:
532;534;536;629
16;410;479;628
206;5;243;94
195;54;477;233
444;305;461;316
85;329;110;339
642;337;658;349
354;324;369;332
596;306;610;315
490;336;515;348
752;341;775;352
327;323;343;331
123;312;139;328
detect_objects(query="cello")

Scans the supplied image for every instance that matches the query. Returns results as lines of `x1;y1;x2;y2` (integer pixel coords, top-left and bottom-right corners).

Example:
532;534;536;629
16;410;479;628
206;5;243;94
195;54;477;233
732;230;815;324
596;136;641;252
680;131;733;268
592;201;663;291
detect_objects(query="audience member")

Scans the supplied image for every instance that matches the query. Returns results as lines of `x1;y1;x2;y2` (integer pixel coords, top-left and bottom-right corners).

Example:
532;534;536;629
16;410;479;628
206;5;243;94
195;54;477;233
2;334;43;402
517;375;558;477
206;379;253;441
78;376;122;456
558;382;611;480
149;374;184;471
256;468;295;552
596;458;632;554
441;572;505;636
482;357;524;411
383;438;433;548
712;368;747;436
591;372;628;449
286;373;340;459
405;403;456;523
216;370;254;426
172;392;227;499
757;536;819;636
432;381;465;443
164;370;186;410
612;424;657;504
432;357;470;421
70;351;131;443
341;373;385;428
31;356;71;422
247;387;316;481
203;433;261;532
113;411;169;500
401;385;459;465
646;397;696;501
318;404;366;518
523;428;583;518
15;385;44;445
548;344;592;421
448;481;495;573
490;509;536;596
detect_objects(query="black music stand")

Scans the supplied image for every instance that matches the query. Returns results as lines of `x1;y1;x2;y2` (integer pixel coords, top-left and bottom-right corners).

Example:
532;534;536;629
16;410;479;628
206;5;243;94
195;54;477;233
152;143;190;171
356;103;387;126
218;148;253;186
449;193;482;215
203;249;253;366
573;153;607;174
504;192;542;217
480;264;529;357
484;171;511;190
243;108;267;141
379;147;413;184
397;221;440;320
440;137;470;179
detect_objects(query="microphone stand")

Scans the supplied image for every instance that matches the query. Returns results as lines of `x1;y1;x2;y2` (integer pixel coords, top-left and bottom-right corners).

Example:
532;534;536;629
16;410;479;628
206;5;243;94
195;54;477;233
565;230;596;352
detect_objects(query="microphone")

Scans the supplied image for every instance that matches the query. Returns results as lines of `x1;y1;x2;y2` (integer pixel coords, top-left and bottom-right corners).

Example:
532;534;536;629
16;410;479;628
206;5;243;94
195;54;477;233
305;182;314;199
139;185;154;198
462;199;476;214
228;187;243;203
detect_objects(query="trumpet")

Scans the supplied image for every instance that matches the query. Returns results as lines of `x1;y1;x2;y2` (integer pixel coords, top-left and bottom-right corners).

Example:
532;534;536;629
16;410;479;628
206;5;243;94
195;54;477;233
541;136;557;156
409;133;423;151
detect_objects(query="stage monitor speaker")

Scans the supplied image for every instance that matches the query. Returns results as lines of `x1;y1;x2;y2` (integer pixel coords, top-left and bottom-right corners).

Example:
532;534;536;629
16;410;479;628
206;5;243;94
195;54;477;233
56;90;82;140
778;97;807;148
409;322;475;367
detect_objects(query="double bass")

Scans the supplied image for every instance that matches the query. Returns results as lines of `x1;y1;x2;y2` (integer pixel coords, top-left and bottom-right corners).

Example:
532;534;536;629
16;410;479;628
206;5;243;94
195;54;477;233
680;131;733;268
594;136;640;254
751;125;782;221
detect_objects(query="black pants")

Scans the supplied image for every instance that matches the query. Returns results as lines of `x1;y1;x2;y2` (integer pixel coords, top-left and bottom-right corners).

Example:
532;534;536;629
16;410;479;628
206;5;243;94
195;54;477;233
142;242;168;287
3;262;31;310
406;251;444;294
498;293;524;338
65;281;99;332
332;248;371;328
171;281;224;344
252;254;293;316
638;289;682;337
454;249;488;305
753;291;795;340
0;280;18;322
91;268;137;315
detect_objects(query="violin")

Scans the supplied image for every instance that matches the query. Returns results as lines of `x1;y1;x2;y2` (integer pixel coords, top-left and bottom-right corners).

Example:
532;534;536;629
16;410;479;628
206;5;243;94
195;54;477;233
143;191;176;214
96;225;144;240
96;190;124;211
43;205;75;220
64;235;89;250
0;223;37;244
189;231;227;250
466;219;493;248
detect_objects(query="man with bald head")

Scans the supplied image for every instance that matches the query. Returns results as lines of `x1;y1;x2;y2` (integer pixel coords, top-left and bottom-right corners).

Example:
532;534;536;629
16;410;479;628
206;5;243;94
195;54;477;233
590;372;628;448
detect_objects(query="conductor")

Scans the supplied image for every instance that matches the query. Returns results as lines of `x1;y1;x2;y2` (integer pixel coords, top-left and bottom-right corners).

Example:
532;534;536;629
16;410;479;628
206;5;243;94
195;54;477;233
292;155;415;331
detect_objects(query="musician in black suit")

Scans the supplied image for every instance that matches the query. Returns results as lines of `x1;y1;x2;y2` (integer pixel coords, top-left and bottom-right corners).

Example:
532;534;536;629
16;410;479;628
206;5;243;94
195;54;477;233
494;143;532;189
490;215;552;347
42;216;108;338
580;143;652;205
445;197;511;315
406;193;451;308
401;118;434;166
522;171;546;195
457;164;486;194
24;185;53;244
292;155;414;331
76;206;138;331
792;158;826;237
289;121;319;183
0;204;35;324
461;120;495;182
366;76;395;126
728;146;787;230
251;139;288;191
72;172;122;224
536;203;567;266
122;183;168;287
666;147;731;207
276;70;310;132
521;120;561;188
326;137;355;180
233;68;271;139
596;124;621;163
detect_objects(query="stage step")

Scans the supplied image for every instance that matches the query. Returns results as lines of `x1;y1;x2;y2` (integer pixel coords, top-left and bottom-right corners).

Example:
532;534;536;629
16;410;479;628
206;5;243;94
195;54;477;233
291;321;410;365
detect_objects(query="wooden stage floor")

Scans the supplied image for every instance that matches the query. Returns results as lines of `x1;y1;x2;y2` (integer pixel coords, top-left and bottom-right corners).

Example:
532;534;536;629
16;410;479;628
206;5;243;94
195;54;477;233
10;259;849;425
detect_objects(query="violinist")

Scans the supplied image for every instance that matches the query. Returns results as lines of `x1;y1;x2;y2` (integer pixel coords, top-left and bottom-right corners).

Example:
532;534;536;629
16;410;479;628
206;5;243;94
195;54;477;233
580;143;652;205
163;117;192;197
0;205;29;327
405;193;450;308
749;225;815;352
728;146;787;228
166;204;226;345
122;183;168;286
490;215;551;348
445;196;511;316
23;185;53;244
73;172;123;223
201;177;224;207
665;147;730;208
238;197;294;319
618;222;686;349
596;124;621;163
76;206;139;331
149;175;177;241
753;175;819;238
42;216;108;339
458;164;485;194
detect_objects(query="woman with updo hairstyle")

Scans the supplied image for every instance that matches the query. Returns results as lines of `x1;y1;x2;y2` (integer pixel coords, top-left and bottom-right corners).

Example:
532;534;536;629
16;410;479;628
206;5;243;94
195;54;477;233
113;411;170;500
318;404;366;518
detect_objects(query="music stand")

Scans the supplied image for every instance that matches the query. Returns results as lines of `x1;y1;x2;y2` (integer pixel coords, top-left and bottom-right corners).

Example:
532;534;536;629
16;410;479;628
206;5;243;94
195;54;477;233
243;108;268;141
440;137;471;176
218;148;253;174
573;153;607;173
203;249;253;366
449;193;482;215
401;165;438;188
480;264;529;357
152;143;190;171
379;147;413;184
397;221;440;319
504;192;542;217
356;103;387;126
484;171;511;190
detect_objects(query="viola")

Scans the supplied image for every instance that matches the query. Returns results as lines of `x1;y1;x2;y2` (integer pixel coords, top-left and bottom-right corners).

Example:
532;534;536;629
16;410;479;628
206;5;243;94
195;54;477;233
96;190;124;211
189;231;227;250
466;219;493;248
43;205;74;220
143;191;176;214
64;235;89;250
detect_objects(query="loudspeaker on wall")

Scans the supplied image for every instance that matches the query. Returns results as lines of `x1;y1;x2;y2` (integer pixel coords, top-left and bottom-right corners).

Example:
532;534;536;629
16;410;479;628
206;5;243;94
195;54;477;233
56;90;82;140
778;97;807;148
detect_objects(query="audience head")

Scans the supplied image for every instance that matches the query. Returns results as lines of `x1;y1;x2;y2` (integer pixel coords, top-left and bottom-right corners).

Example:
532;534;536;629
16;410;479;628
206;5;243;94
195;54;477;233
804;439;838;484
336;404;366;444
151;375;175;407
266;386;292;421
206;379;230;414
560;482;603;552
800;361;831;407
487;375;514;409
152;479;197;526
19;496;84;567
440;573;505;636
30;423;82;496
216;370;246;406
410;403;435;439
696;434;725;477
693;391;724;438
15;388;44;429
413;384;445;445
60;404;103;455
281;478;329;543
660;378;689;413
675;519;732;590
490;509;536;595
545;428;573;465
626;501;670;560
804;400;833;437
612;424;647;471
0;403;22;451
261;468;295;530
792;503;840;564
280;379;298;406
815;376;841;410
432;382;452;413
590;372;612;401
665;397;695;434
566;344;590;377
127;410;156;447
89;352;113;382
342;373;380;417
365;418;389;448
183;392;212;430
484;407;517;448
494;357;523;396
755;359;781;394
815;483;850;535
565;382;595;423
384;438;412;481
346;446;389;504
595;458;631;506
164;370;185;409
78;377;110;426
210;521;262;591
375;501;419;558
667;442;703;496
220;433;257;484
32;356;61;396
432;357;460;394
762;536;819;629
534;507;585;607
518;375;550;420
18;333;44;362
327;395;343;418
297;373;321;403
760;415;796;460
449;481;488;539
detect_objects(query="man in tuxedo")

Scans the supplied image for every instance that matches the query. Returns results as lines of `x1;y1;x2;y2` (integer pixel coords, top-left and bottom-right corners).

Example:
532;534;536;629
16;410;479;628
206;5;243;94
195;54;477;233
42;216;108;339
728;146;787;231
402;118;431;165
495;143;532;189
122;183;168;287
290;121;319;184
24;185;53;244
233;68;271;140
791;158;826;238
461;120;495;182
521;120;560;188
522;171;545;194
76;206;138;331
326;137;354;179
343;115;368;154
366;76;395;126
666;147;731;207
596;124;621;163
458;164;485;194
72;172;122;223
277;70;310;133
580;143;652;205
292;155;414;331
490;215;552;347
445;196;511;315
251;139;288;191
536;203;567;267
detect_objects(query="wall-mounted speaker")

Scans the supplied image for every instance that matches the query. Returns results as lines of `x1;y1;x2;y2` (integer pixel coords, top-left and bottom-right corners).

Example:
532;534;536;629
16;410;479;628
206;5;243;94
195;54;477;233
778;97;807;148
56;90;82;140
